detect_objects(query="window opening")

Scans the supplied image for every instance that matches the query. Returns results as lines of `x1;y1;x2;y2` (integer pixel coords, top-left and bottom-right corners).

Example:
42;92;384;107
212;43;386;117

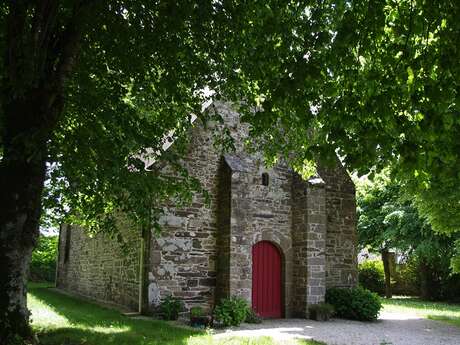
262;173;269;186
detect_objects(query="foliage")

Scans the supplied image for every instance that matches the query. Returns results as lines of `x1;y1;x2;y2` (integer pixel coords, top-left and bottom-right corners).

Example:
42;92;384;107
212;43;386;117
358;260;385;296
308;303;335;321
391;258;420;296
356;171;460;273
214;297;250;327
452;241;460;273
3;1;460;338
159;296;183;321
30;236;58;282
326;287;382;321
190;307;204;318
1;0;458;251
245;309;263;324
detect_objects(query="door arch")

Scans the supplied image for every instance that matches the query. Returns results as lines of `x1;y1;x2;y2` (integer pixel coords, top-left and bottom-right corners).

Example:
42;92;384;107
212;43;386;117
252;241;282;318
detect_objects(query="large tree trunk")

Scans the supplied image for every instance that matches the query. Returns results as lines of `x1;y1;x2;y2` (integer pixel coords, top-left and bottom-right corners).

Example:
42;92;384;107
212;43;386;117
381;248;393;299
0;96;50;343
0;2;85;341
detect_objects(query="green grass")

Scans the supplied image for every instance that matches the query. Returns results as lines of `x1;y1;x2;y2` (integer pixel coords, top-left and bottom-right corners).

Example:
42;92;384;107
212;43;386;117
382;297;460;327
28;283;324;345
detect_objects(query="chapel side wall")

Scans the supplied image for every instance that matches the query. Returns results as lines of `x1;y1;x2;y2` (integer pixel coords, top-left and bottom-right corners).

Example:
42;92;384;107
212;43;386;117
56;221;141;311
317;163;358;288
147;102;244;313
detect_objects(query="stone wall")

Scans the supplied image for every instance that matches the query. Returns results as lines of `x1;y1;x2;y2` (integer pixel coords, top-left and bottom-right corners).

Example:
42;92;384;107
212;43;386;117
291;174;327;317
318;163;358;288
147;102;244;313
56;220;141;311
148;123;220;314
224;154;295;317
56;101;358;317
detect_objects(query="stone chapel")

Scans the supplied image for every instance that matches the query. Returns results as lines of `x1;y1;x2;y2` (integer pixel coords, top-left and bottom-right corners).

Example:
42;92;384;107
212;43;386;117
56;101;358;318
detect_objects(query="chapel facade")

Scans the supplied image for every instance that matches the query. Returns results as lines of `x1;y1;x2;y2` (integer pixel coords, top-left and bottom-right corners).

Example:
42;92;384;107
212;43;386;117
56;102;358;318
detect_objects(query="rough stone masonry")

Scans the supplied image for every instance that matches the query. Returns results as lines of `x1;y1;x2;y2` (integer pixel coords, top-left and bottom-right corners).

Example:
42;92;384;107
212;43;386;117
56;101;358;318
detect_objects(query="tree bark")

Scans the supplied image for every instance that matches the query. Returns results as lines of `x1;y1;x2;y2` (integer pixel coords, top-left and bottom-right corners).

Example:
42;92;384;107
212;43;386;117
419;259;432;300
381;248;393;299
0;94;51;342
0;2;87;341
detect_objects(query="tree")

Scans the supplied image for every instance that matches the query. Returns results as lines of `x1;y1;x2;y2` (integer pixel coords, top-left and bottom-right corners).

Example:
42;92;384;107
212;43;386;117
357;172;418;298
2;1;460;341
356;171;459;299
0;1;326;341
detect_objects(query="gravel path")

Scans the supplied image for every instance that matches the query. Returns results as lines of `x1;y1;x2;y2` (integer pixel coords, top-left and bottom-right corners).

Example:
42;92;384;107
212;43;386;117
214;310;460;345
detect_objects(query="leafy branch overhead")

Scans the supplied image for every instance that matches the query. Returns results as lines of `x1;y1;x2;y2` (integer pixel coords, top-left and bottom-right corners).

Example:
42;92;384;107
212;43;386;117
2;1;460;341
3;2;459;236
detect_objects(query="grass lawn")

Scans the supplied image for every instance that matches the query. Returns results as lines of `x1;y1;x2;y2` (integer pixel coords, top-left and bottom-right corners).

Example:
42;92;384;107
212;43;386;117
382;297;460;327
28;283;324;345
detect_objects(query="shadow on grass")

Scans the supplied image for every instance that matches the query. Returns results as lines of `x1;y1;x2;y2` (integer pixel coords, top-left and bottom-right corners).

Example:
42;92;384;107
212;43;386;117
29;285;203;345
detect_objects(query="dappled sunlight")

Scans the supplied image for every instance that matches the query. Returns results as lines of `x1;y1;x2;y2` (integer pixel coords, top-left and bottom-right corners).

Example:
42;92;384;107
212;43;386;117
89;324;131;334
379;310;424;321
188;334;310;345
29;294;69;328
214;326;315;342
212;316;460;345
382;298;460;326
27;284;460;345
28;286;131;335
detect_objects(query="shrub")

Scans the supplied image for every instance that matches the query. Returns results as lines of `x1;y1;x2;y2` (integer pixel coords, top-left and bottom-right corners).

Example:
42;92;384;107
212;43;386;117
214;297;250;327
326;286;382;321
308;303;335;321
159;296;183;320
189;306;212;328
358;260;385;295
190;306;204;318
392;257;420;296
245;308;262;324
30;235;58;282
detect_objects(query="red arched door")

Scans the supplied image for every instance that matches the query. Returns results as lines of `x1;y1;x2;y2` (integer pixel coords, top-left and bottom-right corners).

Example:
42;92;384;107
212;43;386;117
252;241;282;318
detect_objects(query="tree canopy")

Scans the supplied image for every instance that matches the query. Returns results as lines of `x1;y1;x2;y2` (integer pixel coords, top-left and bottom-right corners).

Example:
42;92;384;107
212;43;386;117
1;1;460;340
2;1;459;235
356;171;460;272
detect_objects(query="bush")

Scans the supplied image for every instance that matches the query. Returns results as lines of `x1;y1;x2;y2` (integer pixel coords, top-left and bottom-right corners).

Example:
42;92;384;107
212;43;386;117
392;257;420;296
189;306;212;328
214;297;250;327
245;308;262;324
159;296;183;320
358;260;385;295
308;302;335;321
30;235;58;282
190;306;204;318
326;286;382;321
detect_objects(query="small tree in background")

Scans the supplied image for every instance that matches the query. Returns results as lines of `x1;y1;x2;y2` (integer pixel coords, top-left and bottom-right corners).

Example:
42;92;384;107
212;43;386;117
357;171;460;299
30;236;58;283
